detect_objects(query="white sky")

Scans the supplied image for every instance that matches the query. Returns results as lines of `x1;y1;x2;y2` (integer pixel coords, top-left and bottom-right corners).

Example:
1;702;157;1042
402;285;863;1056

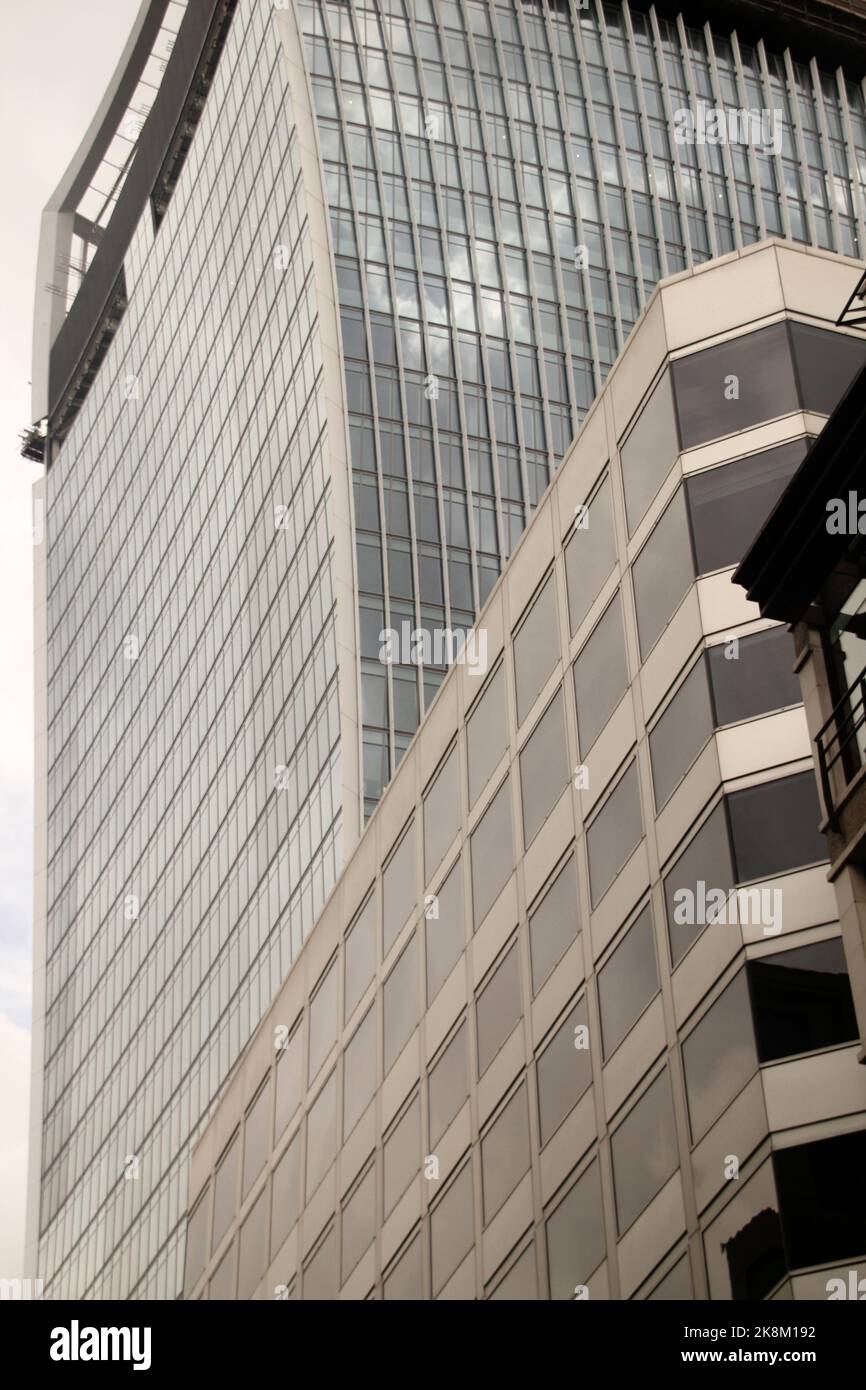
0;0;143;1280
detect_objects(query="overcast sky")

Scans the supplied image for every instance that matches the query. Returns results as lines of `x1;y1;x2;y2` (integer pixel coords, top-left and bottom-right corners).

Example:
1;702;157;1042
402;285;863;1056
0;0;142;1281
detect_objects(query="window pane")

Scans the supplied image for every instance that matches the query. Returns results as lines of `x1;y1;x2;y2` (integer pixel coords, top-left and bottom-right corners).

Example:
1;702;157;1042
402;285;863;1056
383;822;417;954
385;1095;421;1216
489;1244;537;1300
774;1131;866;1272
672;322;798;450
471;776;513;927
212;1133;239;1254
728;772;825;883
184;1187;209;1297
467;664;507;807
513;574;560;725
306;1070;337;1200
424;745;460;883
384;933;418;1072
345;891;376;1022
546;1160;606;1298
476;941;521;1076
587;761;643;908
309;958;338;1084
620;370;679;534
209;1241;236;1300
611;1070;679;1234
682;970;757;1142
537;999;592;1144
649;657;713;809
708;627;800;726
573;592;629;755
344;1004;376;1136
384;1233;424;1300
529;855;579;995
664;803;734;967
242;1078;270;1198
749;938;858;1062
429;1022;468;1147
275;1026;302;1140
648;1256;693;1300
790;322;866;416
238;1188;268;1299
303;1226;337;1301
425;855;465;1003
270;1134;301;1258
431;1162;474;1295
481;1083;531;1223
598;904;658;1058
342;1165;376;1281
520;688;568;845
565;475;617;633
685;440;808;575
632;487;693;659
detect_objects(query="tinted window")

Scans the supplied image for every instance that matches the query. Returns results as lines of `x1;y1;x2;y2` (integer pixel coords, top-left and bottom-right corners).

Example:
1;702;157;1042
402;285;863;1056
270;1134;301;1258
383;822;417;954
429;1022;468;1146
537;999;592;1144
309;958;338;1084
384;934;418;1073
476;941;522;1075
467;664;507;807
620;370;679;535
238;1188;268;1300
425;855;465;1003
529;855;580;995
546;1159;606;1298
648;1256;693;1300
184;1187;209;1297
587;761;643;908
306;1070;337;1199
471;777;513;926
303;1226;337;1301
774;1131;866;1271
611;1069;679;1234
489;1244;537;1300
682;970;758;1142
520;688;569;845
708;627;800;726
212;1133;239;1255
424;745;460;883
343;1004;376;1135
598;904;659;1058
685;439;808;575
384;1095;421;1215
344;891;376;1022
384;1233;424;1300
432;1163;474;1295
565;475;617;633
728;773;825;882
664;803;734;966
342;1166;376;1281
672;322;799;450
481;1083;532;1223
632;487;694;659
242;1078;270;1198
573;592;629;755
209;1241;235;1300
513;574;560;725
275;1025;302;1140
790;322;866;415
749;938;858;1062
649;658;714;809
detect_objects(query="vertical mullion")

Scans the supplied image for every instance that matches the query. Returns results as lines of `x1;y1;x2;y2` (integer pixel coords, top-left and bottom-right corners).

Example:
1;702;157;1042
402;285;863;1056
622;0;672;284
647;5;704;263
784;48;819;249
810;56;844;252
836;68;866;258
675;13;722;260
756;38;794;245
730;30;768;242
595;4;649;311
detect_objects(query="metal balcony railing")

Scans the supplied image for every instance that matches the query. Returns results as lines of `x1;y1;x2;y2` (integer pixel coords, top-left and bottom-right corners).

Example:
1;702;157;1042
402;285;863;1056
816;663;866;827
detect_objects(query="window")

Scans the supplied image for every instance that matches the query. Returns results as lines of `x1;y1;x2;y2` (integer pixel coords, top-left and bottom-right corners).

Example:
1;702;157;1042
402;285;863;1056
748;938;858;1062
565;474;617;633
345;891;376;1021
424;745;460;882
429;1021;468;1146
209;1241;235;1300
671;322;799;450
184;1187;209;1296
306;1070;337;1200
573;592;629;755
664;803;734;966
489;1244;537;1300
529;855;579;994
649;658;713;809
708;627;800;726
537;998;592;1144
275;1024;302;1140
384;1232;424;1300
303;1226;337;1301
481;1083;531;1223
520;688;568;845
471;776;513;926
383;821;417;954
685;439;808;575
611;1070;679;1234
212;1133;239;1255
342;1165;376;1281
728;773;825;882
242;1078;270;1198
476;940;522;1075
425;855;465;1003
385;1095;421;1216
648;1256;693;1300
238;1189;268;1300
586;761;643;908
344;1005;376;1135
789;322;866;416
682;970;758;1142
513;574;560;724
384;933;418;1072
619;370;679;534
598;904;658;1058
773;1131;866;1272
270;1134;301;1258
309;957;338;1084
546;1160;606;1298
632;487;694;659
467;663;507;807
431;1162;474;1295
